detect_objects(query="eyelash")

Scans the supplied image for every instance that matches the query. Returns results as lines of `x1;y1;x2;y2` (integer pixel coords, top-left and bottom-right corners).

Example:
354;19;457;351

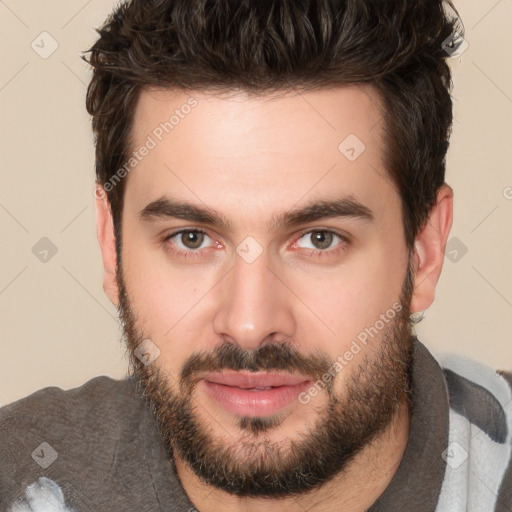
162;228;350;260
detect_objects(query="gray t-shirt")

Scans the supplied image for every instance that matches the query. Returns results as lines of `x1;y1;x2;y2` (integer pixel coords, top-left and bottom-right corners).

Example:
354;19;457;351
1;338;511;511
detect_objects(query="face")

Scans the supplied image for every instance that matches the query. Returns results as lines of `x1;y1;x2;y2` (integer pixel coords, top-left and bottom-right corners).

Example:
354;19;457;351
115;85;415;497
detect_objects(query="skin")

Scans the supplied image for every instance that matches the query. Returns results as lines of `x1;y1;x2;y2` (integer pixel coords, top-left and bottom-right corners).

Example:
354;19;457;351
96;84;453;511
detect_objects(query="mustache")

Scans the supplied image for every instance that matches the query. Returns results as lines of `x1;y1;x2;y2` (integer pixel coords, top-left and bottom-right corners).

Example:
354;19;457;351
180;341;334;390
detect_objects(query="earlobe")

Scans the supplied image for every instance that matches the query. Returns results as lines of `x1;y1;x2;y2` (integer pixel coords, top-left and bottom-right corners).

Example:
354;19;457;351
410;184;454;313
95;185;120;307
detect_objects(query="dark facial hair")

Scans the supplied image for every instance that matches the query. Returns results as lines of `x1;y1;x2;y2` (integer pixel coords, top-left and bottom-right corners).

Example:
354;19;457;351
116;260;415;498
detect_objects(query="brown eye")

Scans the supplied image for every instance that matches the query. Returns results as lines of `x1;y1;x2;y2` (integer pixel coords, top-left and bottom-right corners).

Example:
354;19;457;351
179;230;205;249
297;230;339;250
163;229;212;257
310;231;334;250
293;229;350;259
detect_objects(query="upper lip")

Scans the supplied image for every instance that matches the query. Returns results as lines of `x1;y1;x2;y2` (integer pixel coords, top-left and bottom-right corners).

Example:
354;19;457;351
202;371;312;388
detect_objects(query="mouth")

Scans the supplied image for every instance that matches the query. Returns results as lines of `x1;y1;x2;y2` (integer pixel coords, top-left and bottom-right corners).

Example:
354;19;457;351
200;371;313;417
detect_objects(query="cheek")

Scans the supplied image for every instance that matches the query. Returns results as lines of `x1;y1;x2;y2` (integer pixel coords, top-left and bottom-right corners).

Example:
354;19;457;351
293;242;407;360
121;230;227;377
121;234;193;348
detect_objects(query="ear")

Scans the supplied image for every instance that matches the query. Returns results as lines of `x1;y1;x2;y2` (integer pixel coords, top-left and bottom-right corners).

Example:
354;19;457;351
410;184;454;313
95;185;119;307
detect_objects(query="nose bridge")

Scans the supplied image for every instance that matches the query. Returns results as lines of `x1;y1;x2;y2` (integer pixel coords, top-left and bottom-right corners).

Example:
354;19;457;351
212;249;295;348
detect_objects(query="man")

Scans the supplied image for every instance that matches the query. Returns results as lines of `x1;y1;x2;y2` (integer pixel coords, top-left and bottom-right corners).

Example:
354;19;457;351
1;0;511;511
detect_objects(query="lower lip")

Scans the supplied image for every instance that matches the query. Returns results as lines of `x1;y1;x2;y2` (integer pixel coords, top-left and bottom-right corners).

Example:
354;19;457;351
201;380;312;417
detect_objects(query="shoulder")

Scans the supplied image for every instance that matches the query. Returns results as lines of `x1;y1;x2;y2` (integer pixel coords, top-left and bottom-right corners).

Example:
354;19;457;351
0;376;141;508
433;351;512;443
432;351;512;511
0;375;137;435
498;370;512;391
1;375;133;411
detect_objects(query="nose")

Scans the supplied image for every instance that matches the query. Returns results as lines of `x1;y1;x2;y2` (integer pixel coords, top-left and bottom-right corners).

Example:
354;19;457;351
212;248;296;350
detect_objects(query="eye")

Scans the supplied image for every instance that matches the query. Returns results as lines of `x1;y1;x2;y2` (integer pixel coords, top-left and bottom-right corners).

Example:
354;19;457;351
163;229;216;258
162;228;350;261
294;229;349;257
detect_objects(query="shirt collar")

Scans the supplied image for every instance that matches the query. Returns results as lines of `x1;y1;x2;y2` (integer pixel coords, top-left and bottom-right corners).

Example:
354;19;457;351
369;336;449;511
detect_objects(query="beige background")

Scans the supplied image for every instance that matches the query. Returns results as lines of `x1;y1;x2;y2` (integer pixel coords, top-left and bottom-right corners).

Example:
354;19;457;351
1;0;511;407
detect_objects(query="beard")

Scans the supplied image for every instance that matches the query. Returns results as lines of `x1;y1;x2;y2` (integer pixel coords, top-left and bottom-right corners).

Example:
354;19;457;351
116;259;415;498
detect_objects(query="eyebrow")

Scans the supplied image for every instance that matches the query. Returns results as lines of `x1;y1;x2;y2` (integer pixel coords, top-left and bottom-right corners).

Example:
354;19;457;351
139;195;374;231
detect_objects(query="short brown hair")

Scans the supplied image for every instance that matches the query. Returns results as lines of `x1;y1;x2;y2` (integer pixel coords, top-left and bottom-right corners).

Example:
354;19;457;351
83;0;463;254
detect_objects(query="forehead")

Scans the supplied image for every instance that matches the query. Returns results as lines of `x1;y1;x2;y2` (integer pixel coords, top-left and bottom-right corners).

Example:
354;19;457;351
131;85;383;155
125;84;399;227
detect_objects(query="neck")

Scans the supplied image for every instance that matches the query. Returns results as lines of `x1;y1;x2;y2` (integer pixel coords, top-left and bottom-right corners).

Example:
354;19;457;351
174;398;411;512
